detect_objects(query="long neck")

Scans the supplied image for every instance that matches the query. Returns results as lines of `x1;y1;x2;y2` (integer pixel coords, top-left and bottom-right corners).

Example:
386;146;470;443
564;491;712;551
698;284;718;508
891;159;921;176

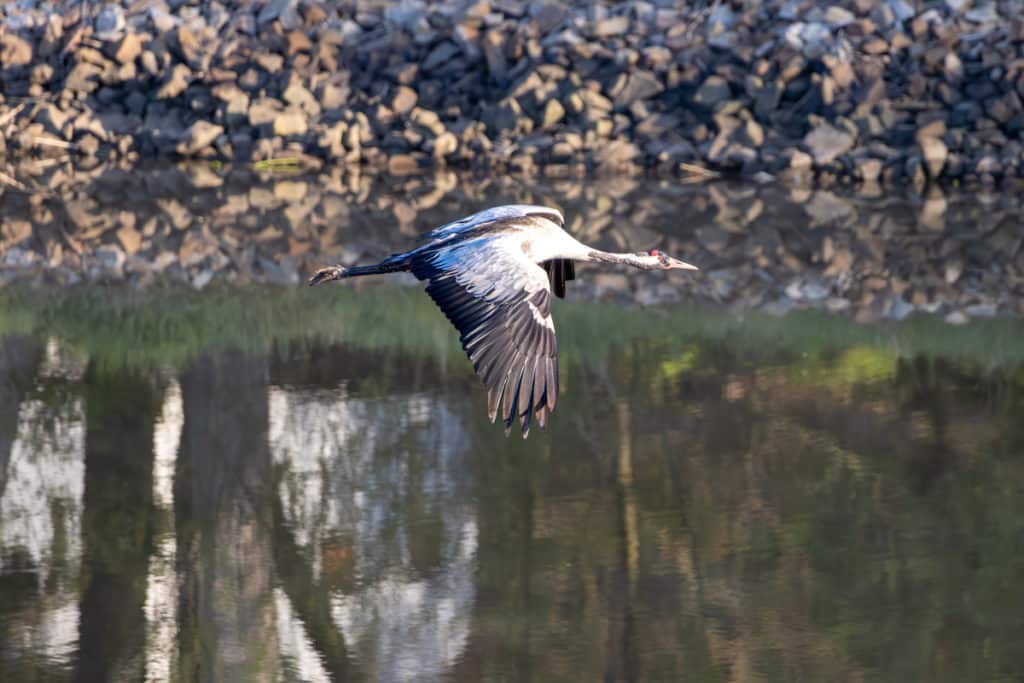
587;249;657;270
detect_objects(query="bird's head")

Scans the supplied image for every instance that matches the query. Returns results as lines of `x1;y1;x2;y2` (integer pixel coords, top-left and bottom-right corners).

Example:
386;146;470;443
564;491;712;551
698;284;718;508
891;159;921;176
641;249;699;271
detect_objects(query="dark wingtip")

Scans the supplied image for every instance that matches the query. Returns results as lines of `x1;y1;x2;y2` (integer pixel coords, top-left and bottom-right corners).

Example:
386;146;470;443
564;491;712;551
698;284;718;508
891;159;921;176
519;405;533;438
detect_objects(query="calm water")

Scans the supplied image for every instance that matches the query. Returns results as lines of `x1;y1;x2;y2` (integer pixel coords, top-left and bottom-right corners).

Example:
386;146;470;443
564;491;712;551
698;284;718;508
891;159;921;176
2;174;1024;682
1;296;1023;683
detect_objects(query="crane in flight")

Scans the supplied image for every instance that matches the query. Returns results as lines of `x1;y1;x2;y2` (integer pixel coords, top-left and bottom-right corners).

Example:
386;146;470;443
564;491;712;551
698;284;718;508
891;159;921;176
309;205;698;437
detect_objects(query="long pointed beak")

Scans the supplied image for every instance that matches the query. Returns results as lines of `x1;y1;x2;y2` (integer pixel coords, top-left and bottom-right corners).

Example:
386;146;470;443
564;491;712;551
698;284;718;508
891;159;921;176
670;258;699;271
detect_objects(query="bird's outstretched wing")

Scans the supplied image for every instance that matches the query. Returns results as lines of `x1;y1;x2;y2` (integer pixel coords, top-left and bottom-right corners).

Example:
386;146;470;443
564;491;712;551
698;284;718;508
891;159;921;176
419;204;563;243
409;233;558;436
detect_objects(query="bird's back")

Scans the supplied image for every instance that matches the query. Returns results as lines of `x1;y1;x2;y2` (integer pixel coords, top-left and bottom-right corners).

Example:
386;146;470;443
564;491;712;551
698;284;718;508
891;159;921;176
419;204;564;244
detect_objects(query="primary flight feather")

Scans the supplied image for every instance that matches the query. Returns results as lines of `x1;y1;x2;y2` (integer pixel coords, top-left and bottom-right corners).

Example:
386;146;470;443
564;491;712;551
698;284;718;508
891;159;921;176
308;205;698;437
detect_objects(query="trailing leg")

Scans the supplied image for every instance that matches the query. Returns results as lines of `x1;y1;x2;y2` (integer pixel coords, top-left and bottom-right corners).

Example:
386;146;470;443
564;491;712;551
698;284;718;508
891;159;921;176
307;255;410;286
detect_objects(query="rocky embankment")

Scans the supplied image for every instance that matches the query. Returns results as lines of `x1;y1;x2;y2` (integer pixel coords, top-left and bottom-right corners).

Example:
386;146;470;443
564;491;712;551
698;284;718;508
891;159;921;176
1;0;1023;183
2;162;1023;324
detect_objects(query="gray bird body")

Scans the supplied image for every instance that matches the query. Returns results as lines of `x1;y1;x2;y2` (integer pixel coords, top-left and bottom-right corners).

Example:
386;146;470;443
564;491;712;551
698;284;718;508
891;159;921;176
309;204;697;436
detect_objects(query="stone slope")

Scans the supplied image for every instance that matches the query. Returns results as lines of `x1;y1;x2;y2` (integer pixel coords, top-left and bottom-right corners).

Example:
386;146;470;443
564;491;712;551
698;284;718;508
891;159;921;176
0;0;1022;184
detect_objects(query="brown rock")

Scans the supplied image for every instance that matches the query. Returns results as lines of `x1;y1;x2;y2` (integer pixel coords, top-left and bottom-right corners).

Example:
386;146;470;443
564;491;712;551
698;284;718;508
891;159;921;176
317;122;347;158
780;56;807;83
212;84;250;116
943;52;963;82
820;76;836;106
117;225;142;254
862;38;888;54
595;139;640;169
613;71;664;108
248;98;283;126
30;63;54;85
140;50;160;77
803;123;855;164
64;39;94;64
77;134;101;157
273;180;308;201
273;111;308;136
1;220;32;246
111;32;142;65
156;64;192;99
254;52;284;74
74;111;110;140
856;157;883;182
787;148;814;171
741;119;764;147
391;86;418;115
918;135;947;178
916;119;946;139
1;34;33;67
172;26;202;68
829;61;854;89
286;30;313;55
320;83;347;110
432;131;458;158
388;154;421;175
177;120;224;156
303;4;327;25
64;62;103;93
283;82;321;117
541;99;565;129
593;16;630;37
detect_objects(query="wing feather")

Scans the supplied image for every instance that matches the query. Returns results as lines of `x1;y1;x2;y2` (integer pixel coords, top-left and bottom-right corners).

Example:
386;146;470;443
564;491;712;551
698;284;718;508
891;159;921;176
545;357;558;411
503;359;525;432
410;232;560;436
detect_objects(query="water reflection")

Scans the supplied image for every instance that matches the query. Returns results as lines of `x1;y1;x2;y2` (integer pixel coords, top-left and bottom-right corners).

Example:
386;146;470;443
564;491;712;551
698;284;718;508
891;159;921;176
1;312;1023;682
4;164;1024;323
0;336;81;680
270;386;476;682
145;380;181;683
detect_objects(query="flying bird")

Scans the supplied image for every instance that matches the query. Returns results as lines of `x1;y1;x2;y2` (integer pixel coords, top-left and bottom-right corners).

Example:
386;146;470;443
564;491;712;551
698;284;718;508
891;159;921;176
309;205;698;436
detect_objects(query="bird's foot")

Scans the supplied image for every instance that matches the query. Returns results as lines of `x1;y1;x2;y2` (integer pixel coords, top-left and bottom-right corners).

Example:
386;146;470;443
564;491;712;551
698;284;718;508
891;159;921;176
307;265;347;287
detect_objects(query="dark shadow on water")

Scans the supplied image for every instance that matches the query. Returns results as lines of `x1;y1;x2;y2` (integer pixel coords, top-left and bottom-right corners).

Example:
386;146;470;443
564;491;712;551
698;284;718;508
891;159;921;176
174;351;277;683
76;364;160;683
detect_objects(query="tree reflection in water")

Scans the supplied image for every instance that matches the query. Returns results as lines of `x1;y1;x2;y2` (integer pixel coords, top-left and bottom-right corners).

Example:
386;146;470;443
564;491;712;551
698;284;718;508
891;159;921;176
0;312;1023;682
0;337;81;681
270;383;477;682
